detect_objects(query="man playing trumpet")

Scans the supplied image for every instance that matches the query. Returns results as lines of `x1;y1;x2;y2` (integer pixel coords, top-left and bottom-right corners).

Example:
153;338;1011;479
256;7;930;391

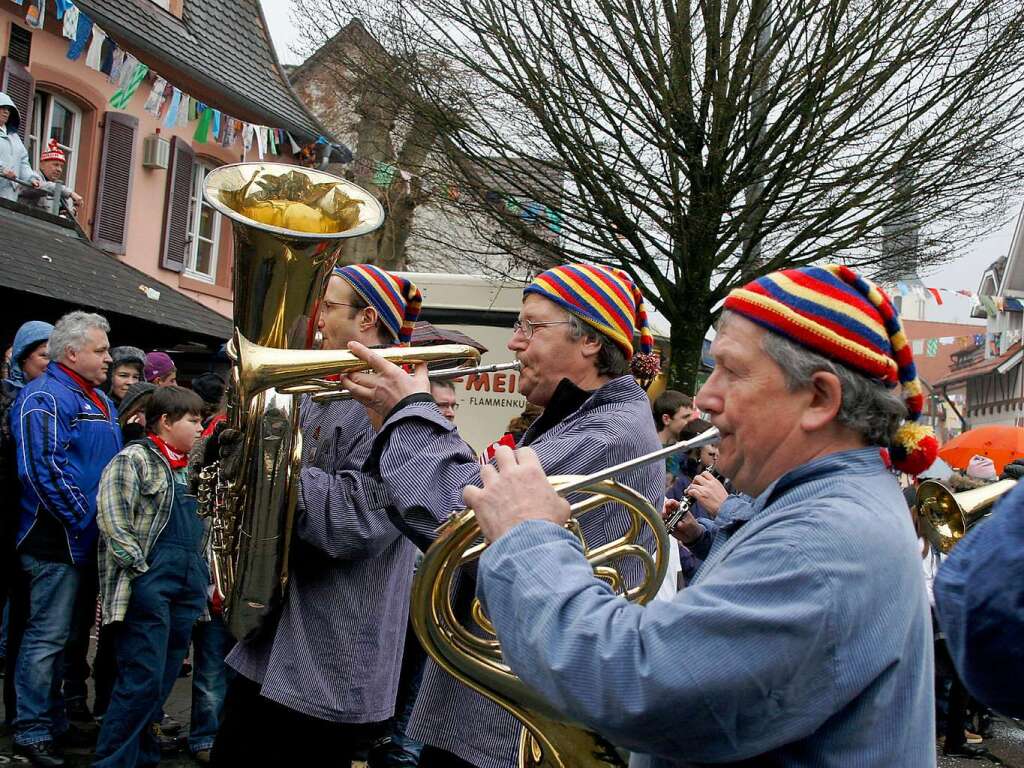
344;264;664;768
463;266;937;766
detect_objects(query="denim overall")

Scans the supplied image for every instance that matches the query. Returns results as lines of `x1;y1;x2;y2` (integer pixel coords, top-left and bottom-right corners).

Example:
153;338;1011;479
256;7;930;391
94;471;208;768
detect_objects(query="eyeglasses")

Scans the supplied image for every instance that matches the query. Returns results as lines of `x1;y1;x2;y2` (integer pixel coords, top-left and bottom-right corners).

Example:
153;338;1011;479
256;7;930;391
321;299;364;313
512;319;573;340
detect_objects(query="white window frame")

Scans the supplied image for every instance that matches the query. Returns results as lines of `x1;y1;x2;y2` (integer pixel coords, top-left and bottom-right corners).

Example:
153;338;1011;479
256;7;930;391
29;91;83;190
184;161;221;283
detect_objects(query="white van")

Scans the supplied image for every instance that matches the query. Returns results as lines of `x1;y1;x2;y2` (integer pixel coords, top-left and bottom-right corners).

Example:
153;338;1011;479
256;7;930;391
399;271;672;452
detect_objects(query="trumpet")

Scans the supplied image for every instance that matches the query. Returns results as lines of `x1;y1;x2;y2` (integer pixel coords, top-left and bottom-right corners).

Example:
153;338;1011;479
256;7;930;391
309;360;522;403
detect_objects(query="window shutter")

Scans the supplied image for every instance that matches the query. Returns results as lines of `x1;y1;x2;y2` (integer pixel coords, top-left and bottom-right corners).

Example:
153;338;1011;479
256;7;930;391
0;57;35;142
93;111;138;254
8;26;33;67
160;136;194;272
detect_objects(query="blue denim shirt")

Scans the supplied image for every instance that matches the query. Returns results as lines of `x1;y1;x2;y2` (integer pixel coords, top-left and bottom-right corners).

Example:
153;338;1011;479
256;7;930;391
934;480;1024;717
478;448;936;767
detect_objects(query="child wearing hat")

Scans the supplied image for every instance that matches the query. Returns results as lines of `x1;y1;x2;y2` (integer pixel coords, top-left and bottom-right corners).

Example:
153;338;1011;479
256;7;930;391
145;352;177;387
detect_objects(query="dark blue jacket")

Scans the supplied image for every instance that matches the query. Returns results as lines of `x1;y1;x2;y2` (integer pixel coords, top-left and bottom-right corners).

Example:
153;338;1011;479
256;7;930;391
13;362;121;565
935;481;1024;717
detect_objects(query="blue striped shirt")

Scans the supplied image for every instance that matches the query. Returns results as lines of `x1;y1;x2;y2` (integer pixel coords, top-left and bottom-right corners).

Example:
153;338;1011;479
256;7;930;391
478;448;936;767
367;375;663;768
226;397;418;723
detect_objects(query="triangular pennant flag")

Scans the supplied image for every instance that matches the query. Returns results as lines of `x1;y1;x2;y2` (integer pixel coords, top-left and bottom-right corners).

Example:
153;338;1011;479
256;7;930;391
286;132;302;154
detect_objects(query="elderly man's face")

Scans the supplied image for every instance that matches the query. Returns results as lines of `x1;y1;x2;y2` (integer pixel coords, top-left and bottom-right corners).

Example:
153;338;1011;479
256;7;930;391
65;328;113;387
508;294;593;407
695;315;812;497
39;159;65;181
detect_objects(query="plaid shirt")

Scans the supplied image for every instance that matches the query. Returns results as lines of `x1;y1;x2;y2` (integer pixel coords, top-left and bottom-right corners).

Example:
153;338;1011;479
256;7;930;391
97;440;206;624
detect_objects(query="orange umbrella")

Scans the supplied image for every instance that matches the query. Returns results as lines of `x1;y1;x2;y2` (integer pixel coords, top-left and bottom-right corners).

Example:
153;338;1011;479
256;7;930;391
938;425;1024;474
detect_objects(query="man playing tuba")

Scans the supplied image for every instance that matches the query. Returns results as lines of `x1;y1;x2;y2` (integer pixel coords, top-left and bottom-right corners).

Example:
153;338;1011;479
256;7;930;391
344;264;665;768
465;266;937;766
211;265;424;765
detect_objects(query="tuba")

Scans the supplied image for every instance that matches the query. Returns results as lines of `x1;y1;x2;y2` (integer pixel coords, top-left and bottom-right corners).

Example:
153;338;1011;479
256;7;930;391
411;428;720;768
201;163;479;641
915;477;1017;554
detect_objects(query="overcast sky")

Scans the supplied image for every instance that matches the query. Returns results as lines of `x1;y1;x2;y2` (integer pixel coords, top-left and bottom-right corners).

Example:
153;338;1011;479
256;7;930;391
259;0;1019;324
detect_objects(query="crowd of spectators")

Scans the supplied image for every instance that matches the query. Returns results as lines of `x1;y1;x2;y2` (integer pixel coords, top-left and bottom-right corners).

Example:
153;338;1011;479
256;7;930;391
1;312;227;767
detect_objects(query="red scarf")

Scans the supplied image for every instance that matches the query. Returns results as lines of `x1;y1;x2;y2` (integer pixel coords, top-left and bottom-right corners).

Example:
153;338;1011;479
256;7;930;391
58;363;110;419
147;434;189;470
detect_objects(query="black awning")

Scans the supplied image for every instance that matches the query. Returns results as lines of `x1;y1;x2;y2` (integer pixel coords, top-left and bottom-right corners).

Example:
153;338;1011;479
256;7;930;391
0;200;232;342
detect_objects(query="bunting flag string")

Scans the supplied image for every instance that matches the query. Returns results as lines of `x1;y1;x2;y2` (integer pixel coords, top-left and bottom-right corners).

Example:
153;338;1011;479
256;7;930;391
883;282;1024;313
52;0;352;159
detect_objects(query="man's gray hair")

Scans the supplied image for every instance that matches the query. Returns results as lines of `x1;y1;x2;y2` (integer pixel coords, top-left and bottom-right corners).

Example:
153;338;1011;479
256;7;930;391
565;313;630;377
49;311;110;362
735;312;907;446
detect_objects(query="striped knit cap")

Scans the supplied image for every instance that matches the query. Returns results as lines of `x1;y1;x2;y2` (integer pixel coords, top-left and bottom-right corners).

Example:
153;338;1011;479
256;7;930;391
333;264;422;345
723;264;937;474
524;264;654;358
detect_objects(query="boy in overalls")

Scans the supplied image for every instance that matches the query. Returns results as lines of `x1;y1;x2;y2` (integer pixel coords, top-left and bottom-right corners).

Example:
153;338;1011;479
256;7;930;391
94;386;208;767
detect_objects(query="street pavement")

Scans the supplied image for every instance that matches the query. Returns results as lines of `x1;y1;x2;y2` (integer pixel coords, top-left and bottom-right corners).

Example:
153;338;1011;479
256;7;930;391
2;670;1023;766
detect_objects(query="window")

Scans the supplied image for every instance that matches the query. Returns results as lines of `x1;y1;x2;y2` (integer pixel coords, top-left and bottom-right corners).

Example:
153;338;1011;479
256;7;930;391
184;161;221;282
28;91;82;189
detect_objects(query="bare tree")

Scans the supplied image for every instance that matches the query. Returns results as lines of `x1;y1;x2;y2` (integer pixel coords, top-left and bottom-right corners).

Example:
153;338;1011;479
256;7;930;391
292;0;1024;389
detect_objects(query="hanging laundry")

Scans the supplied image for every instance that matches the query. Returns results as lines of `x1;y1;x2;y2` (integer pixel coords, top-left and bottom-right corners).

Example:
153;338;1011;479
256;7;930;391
25;0;45;29
67;13;94;60
255;126;268;159
211;110;221;140
163;88;183;127
267;127;277;155
176;94;190;128
221;118;236;148
99;38;116;76
194;108;213;143
286;132;302;154
62;4;80;38
108;49;126;84
143;77;168;116
85;26;108;70
55;0;74;20
242;123;254;154
109;63;149;109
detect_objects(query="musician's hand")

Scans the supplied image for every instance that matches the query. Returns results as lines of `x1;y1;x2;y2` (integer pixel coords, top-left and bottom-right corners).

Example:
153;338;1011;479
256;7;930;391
686;471;728;516
30;177;41;188
662;498;704;544
342;341;430;420
465;446;569;542
217;428;244;485
70;191;83;204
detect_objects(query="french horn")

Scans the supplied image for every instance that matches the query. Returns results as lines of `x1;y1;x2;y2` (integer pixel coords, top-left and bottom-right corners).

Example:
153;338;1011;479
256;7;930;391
412;428;720;767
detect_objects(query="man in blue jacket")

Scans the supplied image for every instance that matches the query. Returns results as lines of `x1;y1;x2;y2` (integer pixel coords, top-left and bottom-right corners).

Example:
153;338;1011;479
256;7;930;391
12;311;121;767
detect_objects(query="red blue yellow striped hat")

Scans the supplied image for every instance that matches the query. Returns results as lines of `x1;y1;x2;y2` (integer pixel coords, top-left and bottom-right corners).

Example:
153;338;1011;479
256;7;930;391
333;264;422;345
524;264;654;358
724;264;937;474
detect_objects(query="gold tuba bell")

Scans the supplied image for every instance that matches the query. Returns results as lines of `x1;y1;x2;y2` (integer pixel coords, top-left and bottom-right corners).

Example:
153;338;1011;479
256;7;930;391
411;428;720;767
201;163;479;641
915;477;1017;554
